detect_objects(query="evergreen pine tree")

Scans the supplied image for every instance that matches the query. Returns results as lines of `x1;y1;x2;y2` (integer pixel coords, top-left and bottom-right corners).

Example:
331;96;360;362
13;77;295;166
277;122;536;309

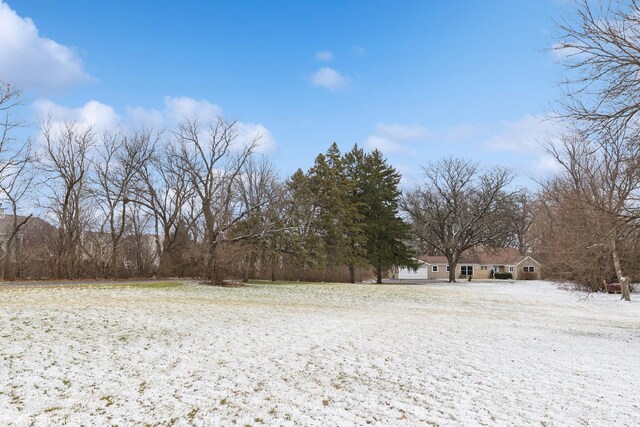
308;143;366;281
348;147;416;283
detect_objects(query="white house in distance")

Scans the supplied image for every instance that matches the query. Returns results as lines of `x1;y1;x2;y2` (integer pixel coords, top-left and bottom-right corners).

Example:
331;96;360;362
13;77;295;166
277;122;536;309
397;248;542;280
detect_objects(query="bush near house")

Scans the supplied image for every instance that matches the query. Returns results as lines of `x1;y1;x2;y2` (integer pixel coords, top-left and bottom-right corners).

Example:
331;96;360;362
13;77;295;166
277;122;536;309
494;272;513;280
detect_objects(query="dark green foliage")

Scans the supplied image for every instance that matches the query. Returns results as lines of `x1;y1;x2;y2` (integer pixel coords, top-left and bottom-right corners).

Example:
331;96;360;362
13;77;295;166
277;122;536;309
344;145;417;283
306;143;366;281
288;143;415;283
494;272;512;279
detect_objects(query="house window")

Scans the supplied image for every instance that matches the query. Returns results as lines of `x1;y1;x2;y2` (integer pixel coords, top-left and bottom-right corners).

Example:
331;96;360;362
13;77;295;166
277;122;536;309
524;266;535;273
461;265;473;276
509;266;514;272
446;265;450;272
432;265;438;272
481;266;487;270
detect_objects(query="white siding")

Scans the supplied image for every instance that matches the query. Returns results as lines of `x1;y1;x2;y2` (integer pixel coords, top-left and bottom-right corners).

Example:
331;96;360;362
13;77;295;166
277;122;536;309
398;265;428;280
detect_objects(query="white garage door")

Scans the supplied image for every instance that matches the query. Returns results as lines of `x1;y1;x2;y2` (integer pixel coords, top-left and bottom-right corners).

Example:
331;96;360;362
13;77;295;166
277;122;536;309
398;265;428;279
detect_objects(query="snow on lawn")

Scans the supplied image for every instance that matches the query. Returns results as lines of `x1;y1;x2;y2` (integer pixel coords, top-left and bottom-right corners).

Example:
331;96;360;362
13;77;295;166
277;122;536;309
1;280;639;426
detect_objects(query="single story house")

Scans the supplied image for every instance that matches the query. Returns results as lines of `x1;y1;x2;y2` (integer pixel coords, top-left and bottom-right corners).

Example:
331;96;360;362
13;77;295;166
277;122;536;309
397;247;542;280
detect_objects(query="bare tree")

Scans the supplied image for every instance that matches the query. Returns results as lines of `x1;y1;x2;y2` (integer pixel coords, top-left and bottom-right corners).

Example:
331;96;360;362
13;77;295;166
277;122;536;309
91;128;157;276
282;169;324;281
545;131;640;300
233;156;286;281
173;117;259;284
535;177;620;292
506;189;538;255
125;202;157;276
0;82;35;279
40;120;94;278
403;158;513;282
133;139;195;276
555;0;640;136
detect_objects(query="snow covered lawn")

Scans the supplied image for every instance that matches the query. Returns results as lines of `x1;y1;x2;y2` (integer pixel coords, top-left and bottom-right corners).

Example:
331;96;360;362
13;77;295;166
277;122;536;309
1;280;639;426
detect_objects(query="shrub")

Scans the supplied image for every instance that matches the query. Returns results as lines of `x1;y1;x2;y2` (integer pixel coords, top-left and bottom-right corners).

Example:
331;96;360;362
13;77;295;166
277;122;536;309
494;272;512;280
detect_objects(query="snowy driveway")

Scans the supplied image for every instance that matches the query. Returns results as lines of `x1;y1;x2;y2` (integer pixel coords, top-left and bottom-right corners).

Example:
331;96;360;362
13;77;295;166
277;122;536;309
1;281;639;426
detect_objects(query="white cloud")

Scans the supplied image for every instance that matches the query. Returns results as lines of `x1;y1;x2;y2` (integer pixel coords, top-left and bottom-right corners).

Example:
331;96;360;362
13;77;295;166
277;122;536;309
364;135;404;154
314;50;334;61
485;114;565;176
0;1;91;92
163;96;222;122
365;122;430;154
311;67;347;91
36;96;276;154
127;96;222;128
235;122;276;154
34;99;119;132
486;114;562;153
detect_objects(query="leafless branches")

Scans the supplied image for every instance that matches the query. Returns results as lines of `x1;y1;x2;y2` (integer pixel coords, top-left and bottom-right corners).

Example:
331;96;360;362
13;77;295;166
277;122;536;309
172;117;261;284
403;158;514;282
543;130;640;299
555;0;640;136
40;120;93;278
0;82;34;279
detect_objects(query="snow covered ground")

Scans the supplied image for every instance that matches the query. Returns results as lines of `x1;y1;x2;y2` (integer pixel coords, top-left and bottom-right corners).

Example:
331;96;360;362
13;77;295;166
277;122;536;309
1;280;639;426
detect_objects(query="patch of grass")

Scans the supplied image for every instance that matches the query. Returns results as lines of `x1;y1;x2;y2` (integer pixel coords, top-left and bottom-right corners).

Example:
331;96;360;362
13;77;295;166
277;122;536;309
96;281;183;289
0;280;184;290
249;279;331;286
187;407;199;423
100;395;114;407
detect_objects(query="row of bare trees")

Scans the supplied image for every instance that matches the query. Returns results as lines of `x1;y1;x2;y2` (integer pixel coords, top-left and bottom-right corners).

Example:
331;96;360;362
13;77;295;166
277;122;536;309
0;82;287;283
546;0;640;300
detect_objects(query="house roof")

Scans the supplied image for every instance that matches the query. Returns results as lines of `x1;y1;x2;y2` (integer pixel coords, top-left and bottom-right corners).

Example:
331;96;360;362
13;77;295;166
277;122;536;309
0;214;56;235
419;255;448;264
462;247;522;265
418;247;541;266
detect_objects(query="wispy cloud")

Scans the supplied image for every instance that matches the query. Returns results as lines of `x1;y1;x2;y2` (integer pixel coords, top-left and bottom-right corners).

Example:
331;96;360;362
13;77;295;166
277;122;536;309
311;67;347;91
485;113;564;175
314;50;334;62
365;122;430;154
0;0;91;92
34;96;277;154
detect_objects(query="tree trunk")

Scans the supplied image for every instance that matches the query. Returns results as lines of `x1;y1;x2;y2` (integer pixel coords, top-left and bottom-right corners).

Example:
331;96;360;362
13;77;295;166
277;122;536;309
610;236;631;301
376;266;383;284
348;264;355;284
209;241;221;285
446;255;456;283
620;277;631;301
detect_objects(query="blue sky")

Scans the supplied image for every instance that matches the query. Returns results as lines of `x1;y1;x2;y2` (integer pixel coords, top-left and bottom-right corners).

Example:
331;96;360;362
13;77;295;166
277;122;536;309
1;0;571;187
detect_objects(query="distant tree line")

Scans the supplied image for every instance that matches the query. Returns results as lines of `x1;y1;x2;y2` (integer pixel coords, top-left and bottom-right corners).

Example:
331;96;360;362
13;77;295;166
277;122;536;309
0;84;422;284
0;81;544;286
2;0;640;298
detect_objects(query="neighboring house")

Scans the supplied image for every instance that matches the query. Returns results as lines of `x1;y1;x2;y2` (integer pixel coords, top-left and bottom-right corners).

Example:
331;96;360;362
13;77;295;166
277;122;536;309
0;209;56;253
0;209;58;279
397;247;542;280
